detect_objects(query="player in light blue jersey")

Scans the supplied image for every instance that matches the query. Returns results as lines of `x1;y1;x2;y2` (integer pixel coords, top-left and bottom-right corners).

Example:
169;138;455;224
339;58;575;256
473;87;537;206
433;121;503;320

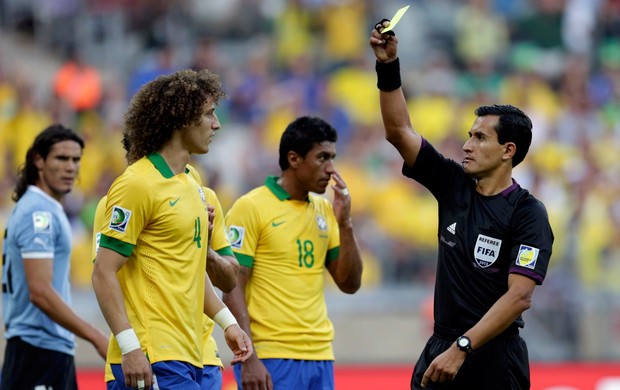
1;125;108;390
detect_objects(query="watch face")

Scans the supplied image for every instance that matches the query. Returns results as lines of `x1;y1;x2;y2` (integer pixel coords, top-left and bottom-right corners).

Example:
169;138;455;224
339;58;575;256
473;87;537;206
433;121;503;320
457;336;470;348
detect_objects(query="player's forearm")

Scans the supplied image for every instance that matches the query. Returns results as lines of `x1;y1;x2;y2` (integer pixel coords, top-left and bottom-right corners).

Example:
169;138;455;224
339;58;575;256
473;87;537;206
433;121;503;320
222;270;253;337
206;250;239;293
334;224;363;294
203;274;227;318
30;287;103;342
223;294;252;335
92;266;133;335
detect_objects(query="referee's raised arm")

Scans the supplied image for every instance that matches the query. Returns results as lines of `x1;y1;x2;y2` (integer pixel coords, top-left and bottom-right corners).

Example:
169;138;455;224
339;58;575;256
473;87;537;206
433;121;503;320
369;19;422;168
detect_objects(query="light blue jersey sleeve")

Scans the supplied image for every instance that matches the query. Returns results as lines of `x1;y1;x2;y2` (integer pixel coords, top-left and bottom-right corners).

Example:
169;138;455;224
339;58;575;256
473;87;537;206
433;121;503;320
2;186;75;355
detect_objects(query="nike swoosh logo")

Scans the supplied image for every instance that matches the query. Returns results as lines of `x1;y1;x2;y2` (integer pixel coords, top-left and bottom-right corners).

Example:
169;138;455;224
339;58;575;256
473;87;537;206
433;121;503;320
272;221;285;227
169;198;180;206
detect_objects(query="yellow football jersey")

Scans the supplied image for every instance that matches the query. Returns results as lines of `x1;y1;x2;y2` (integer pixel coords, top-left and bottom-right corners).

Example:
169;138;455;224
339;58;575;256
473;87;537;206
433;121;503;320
98;153;209;368
225;176;340;360
93;186;233;376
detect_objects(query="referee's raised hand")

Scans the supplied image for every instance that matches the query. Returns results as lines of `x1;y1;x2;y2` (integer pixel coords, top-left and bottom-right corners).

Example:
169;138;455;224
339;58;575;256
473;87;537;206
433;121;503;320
369;18;398;63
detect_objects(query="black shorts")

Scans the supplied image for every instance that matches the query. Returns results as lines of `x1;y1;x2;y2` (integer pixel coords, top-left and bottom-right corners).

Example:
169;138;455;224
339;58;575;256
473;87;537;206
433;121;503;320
0;337;77;390
410;333;530;390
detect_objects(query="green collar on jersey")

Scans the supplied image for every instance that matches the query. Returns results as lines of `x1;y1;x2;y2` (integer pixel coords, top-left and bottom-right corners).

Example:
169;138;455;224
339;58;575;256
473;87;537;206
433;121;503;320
264;176;310;202
147;152;189;178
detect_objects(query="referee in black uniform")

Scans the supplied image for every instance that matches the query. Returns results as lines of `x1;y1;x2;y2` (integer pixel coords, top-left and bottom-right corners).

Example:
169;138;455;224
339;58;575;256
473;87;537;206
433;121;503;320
369;21;554;390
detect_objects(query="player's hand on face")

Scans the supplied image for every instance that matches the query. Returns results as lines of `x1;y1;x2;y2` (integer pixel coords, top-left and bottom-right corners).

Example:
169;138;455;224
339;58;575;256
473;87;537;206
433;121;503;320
121;349;153;389
369;18;399;63
224;324;253;364
331;171;351;225
241;355;274;390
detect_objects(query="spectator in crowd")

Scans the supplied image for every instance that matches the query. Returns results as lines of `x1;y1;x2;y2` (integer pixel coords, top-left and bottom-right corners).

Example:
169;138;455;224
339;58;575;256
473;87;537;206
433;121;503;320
53;48;103;114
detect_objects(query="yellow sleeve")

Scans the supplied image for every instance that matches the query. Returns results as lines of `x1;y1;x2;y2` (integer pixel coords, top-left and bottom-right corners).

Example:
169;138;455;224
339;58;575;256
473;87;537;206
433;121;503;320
203;187;231;252
92;195;108;260
225;195;261;267
100;174;153;256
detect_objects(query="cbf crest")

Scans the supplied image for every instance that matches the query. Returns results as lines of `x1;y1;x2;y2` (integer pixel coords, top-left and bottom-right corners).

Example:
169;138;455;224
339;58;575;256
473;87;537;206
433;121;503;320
197;186;206;204
316;215;328;231
474;234;501;268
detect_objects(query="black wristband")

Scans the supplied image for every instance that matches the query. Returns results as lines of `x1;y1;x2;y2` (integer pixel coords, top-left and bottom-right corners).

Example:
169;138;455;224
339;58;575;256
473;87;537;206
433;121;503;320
375;58;401;92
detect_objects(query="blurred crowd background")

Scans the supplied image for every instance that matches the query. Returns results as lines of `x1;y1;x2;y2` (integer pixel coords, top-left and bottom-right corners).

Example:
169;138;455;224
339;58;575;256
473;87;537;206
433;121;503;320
1;0;620;364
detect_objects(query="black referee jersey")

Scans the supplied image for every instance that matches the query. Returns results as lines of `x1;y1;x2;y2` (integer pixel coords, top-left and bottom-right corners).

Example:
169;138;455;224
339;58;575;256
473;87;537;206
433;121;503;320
403;139;554;338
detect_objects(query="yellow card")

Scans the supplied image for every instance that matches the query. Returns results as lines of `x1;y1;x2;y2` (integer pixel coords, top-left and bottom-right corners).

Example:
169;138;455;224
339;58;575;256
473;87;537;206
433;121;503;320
381;5;410;34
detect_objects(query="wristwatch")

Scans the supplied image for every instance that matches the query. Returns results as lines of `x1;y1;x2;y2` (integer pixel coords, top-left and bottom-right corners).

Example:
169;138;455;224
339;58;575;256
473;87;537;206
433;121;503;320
456;335;473;355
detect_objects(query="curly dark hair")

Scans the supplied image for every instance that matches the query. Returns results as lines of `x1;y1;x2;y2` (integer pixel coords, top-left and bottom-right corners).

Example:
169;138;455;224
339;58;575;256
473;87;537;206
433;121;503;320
13;124;84;202
122;69;226;164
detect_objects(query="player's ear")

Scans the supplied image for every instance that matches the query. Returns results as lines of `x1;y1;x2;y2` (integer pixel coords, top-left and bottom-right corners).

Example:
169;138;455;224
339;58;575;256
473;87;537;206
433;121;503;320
288;151;301;169
34;153;45;170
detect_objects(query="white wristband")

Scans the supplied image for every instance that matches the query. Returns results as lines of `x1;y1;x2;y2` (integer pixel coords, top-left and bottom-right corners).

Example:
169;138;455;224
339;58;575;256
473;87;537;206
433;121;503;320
213;307;238;331
115;328;141;355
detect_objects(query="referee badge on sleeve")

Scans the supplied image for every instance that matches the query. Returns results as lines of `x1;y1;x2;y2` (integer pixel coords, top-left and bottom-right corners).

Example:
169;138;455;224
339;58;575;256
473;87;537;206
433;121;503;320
515;245;539;269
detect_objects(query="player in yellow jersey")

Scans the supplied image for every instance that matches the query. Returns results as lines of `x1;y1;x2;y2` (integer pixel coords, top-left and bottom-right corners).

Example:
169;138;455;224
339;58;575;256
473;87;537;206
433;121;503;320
223;116;363;390
92;187;239;390
91;69;252;390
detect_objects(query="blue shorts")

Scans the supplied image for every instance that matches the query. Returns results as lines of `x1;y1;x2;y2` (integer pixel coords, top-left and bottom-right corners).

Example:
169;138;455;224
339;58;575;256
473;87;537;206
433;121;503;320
109;360;202;389
201;365;223;390
233;359;334;390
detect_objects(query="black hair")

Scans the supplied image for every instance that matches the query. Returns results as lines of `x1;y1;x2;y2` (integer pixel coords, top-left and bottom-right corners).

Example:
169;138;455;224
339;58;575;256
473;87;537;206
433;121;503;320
474;104;532;167
278;116;338;170
13;124;84;201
